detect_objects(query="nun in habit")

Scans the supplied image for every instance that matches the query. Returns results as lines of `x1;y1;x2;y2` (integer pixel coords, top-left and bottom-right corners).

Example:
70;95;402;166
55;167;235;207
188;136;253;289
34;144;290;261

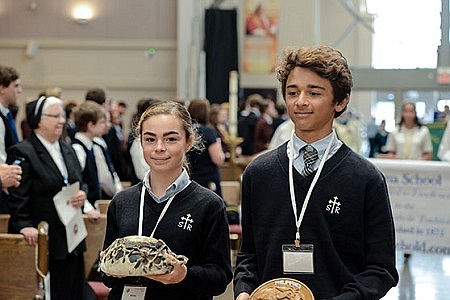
6;96;98;300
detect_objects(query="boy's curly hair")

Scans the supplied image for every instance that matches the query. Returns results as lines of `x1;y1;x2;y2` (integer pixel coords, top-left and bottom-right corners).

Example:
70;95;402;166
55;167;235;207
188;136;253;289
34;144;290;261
276;45;353;117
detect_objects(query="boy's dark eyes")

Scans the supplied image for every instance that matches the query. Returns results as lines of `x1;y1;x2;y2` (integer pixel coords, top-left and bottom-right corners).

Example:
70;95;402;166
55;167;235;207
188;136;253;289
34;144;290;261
286;90;320;96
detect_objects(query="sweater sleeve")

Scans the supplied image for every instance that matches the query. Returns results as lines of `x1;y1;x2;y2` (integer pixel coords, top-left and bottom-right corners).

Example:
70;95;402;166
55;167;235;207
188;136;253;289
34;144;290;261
331;173;398;299
178;197;233;297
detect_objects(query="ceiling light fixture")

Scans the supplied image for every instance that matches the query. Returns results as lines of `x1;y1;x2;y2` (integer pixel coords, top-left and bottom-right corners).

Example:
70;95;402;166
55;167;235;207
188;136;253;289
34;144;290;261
72;4;94;24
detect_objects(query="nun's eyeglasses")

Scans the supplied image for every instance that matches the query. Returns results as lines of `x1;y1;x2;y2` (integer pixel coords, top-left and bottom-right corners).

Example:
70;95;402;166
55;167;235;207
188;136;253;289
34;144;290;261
42;113;66;119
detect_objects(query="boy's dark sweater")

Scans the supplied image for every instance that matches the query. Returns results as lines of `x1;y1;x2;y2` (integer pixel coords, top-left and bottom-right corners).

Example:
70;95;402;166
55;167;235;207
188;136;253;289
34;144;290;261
234;143;398;299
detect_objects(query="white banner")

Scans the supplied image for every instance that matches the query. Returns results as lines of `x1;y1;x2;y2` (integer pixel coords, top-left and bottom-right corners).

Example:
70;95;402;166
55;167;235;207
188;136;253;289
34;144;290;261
371;159;450;255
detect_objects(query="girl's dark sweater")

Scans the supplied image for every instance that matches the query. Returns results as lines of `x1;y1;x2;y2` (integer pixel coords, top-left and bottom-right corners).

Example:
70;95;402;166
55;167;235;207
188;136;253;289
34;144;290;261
102;181;232;299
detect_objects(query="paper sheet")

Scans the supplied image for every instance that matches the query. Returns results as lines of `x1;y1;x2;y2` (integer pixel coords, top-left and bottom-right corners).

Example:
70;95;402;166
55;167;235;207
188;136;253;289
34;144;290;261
53;182;87;252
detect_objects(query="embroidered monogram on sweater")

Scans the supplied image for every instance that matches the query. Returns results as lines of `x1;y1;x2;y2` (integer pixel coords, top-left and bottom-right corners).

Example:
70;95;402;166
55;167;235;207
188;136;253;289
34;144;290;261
326;196;341;214
178;213;194;231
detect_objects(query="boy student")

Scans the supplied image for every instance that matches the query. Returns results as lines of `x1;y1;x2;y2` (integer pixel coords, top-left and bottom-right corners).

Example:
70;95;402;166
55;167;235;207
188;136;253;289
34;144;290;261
0;65;23;213
0;65;22;163
233;45;398;299
93;110;123;199
72;101;120;210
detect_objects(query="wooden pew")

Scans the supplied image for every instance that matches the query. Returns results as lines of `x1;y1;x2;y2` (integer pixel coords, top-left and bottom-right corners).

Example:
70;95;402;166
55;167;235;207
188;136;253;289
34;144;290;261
219;181;243;268
83;214;107;277
0;214;10;233
219;155;253;181
95;199;111;215
0;221;49;300
121;181;132;188
221;181;241;206
83;214;110;299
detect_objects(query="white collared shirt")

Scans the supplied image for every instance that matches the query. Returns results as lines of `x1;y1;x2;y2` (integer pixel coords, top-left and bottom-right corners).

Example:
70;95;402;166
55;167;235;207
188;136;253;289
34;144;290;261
71;132;97;212
0;103;11;163
130;138;149;180
143;168;191;203
37;133;95;212
93;136;123;198
72;132;94;170
291;131;342;174
35;133;68;180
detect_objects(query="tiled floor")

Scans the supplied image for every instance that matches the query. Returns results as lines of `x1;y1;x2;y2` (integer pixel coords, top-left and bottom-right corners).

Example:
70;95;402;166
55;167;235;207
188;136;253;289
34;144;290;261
382;252;450;300
215;251;450;300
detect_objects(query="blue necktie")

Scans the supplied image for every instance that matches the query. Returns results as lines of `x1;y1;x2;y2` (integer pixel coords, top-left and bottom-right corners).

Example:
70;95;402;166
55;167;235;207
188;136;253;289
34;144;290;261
6;111;19;144
86;148;96;163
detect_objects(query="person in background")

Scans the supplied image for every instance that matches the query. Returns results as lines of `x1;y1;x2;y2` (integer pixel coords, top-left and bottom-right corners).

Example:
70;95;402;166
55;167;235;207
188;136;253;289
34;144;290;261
85;87;129;181
187;98;225;197
384;102;432;263
238;94;262;156
0;65;23;214
20;100;34;141
93;107;123;200
233;45;398;299
105;104;130;181
333;109;366;155
7;96;97;300
127;97;161;184
372;119;389;157
72;101;110;207
366;117;378;157
109;100;127;153
45;86;62;98
209;103;229;155
444;104;450;123
0;65;22;163
388;102;432;263
62;100;79;143
117;100;128;128
272;101;289;132
268;119;294;150
85;87;107;107
384;102;433;160
253;98;277;154
101;100;232;299
438;120;450;161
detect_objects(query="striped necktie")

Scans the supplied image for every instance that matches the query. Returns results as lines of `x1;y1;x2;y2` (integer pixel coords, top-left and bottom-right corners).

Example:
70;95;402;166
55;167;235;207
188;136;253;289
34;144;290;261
301;145;318;177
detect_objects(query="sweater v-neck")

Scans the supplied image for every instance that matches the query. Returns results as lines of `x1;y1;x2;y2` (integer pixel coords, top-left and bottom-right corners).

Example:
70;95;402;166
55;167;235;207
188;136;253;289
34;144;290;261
277;142;352;189
143;181;195;214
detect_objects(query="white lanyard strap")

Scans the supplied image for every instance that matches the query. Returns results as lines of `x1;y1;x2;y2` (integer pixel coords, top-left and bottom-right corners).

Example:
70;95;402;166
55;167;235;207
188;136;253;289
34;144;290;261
288;132;334;246
138;185;176;238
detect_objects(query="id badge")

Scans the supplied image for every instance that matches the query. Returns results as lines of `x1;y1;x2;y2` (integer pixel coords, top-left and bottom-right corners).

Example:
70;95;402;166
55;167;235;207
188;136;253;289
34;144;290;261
121;285;147;300
282;244;314;274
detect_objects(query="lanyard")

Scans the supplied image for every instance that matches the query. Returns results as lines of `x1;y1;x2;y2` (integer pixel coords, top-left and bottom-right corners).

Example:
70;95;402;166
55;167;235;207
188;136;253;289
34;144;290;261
138;185;176;238
288;132;333;247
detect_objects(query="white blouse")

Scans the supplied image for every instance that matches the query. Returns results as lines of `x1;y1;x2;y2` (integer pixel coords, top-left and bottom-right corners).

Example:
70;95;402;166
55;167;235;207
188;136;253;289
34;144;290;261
385;125;433;160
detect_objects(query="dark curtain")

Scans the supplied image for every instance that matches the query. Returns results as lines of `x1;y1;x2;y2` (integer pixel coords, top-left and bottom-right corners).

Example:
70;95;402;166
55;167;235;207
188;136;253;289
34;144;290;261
204;9;238;104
